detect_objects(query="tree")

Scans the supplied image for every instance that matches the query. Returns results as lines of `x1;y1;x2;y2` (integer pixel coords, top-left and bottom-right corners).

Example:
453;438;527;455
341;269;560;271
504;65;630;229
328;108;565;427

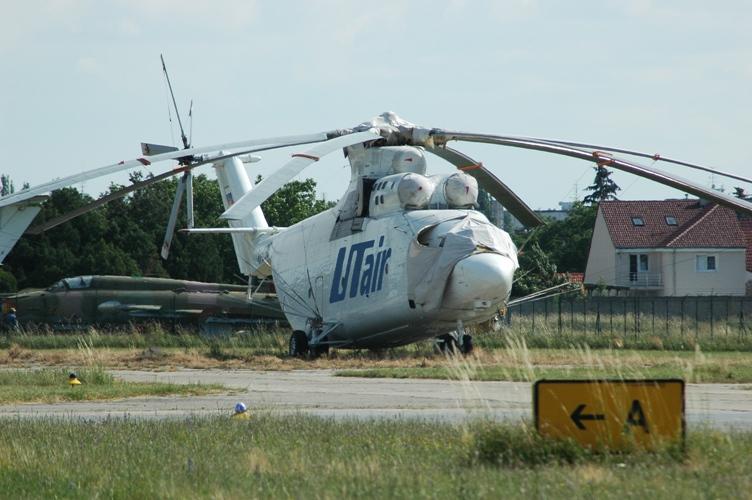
734;187;750;200
3;172;336;289
513;242;565;297
511;202;596;296
583;166;620;205
0;174;14;196
258;177;336;227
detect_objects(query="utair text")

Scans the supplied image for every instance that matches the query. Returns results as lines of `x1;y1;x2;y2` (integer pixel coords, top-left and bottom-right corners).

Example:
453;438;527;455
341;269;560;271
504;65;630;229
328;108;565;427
329;236;391;303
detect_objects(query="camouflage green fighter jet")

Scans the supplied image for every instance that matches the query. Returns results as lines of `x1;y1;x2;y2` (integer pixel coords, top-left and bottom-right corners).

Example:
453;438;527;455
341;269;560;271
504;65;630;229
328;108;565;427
0;275;285;331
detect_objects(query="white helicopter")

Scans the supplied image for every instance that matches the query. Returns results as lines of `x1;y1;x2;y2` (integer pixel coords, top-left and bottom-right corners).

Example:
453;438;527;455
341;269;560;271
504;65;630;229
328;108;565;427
4;111;752;357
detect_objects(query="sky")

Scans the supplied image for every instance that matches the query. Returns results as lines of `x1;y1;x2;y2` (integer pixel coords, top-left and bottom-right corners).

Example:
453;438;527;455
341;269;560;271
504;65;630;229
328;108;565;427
1;0;751;211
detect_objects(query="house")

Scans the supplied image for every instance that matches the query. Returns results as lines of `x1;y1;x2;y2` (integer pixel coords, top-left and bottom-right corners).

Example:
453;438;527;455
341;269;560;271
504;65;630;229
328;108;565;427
584;199;750;296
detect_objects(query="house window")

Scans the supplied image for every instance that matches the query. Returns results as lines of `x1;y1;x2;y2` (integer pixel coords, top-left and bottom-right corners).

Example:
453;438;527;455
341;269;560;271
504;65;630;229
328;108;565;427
629;254;649;281
696;255;717;272
631;217;644;226
665;216;677;225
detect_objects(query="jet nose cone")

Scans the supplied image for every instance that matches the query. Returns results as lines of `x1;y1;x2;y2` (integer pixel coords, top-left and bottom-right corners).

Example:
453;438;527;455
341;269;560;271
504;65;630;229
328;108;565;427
442;252;516;311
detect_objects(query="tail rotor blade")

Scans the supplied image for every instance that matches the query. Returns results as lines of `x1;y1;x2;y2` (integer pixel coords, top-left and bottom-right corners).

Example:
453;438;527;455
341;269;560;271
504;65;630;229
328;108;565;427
427;146;544;228
185;171;194;229
161;173;188;259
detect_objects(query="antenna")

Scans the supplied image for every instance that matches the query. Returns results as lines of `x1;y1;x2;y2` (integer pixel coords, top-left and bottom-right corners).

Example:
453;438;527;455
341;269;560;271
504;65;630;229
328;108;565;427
160;54;189;150
188;99;194;147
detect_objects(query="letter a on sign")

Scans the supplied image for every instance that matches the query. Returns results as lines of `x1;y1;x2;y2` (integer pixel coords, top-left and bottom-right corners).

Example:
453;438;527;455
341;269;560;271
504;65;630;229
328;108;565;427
625;399;649;433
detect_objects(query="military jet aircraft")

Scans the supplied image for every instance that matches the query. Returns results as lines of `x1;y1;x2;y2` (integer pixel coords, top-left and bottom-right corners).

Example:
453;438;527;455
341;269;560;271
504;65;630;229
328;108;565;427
4;112;752;356
1;275;284;331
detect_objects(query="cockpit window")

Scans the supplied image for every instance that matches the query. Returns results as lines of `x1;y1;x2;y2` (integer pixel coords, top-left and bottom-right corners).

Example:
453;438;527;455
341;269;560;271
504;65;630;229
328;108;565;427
63;276;93;290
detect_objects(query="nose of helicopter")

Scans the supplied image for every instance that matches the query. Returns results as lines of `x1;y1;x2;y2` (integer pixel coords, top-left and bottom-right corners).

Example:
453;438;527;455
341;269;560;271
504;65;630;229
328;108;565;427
442;252;516;311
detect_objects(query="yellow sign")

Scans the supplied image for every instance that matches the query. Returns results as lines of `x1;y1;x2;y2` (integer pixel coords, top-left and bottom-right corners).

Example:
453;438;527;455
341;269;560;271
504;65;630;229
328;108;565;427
534;379;684;450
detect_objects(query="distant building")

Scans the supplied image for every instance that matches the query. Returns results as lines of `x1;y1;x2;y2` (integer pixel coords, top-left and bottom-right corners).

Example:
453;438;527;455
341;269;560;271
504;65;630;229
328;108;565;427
584;199;750;296
500;201;573;232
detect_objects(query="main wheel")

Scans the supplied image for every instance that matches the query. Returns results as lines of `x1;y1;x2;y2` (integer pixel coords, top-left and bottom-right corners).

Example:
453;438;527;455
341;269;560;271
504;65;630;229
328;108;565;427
461;335;473;354
289;330;309;357
308;343;329;359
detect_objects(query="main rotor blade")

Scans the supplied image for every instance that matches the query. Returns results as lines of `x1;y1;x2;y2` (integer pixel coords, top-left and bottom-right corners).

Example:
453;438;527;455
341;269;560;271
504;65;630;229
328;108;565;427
24;142;319;235
221;130;382;220
161;173;188;259
516;137;752;185
25;167;189;235
0;132;330;209
433;131;752;217
426;146;544;228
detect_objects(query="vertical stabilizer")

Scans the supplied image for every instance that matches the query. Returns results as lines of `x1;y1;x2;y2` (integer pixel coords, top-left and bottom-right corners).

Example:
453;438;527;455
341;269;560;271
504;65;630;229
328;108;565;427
213;156;269;276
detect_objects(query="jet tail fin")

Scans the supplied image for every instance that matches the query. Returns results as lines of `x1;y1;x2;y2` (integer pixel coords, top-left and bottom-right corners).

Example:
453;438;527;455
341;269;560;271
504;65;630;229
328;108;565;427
0;196;48;263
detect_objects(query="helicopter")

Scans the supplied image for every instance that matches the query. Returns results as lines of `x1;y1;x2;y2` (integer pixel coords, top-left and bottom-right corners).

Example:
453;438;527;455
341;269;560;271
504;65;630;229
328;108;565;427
4;110;752;357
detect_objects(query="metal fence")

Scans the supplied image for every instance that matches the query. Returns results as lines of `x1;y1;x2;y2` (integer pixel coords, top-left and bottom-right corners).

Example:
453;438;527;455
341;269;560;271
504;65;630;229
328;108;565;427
506;295;752;339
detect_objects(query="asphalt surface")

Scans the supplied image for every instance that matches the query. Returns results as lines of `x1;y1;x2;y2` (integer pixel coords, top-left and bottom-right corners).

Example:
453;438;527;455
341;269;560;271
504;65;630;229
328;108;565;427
0;369;750;429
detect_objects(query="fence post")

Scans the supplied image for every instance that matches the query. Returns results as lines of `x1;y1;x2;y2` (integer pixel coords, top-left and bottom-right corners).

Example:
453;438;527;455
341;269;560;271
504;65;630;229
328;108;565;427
710;295;714;340
596;300;601;334
680;297;685;338
651;299;655;336
583;298;587;335
558;299;562;335
532;301;535;333
570;300;574;331
695;297;699;343
665;298;669;337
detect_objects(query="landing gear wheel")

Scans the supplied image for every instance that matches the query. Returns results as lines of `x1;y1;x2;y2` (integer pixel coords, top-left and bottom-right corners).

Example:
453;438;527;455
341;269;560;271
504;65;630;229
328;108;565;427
308;343;329;359
289;330;309;357
460;334;473;354
436;335;458;354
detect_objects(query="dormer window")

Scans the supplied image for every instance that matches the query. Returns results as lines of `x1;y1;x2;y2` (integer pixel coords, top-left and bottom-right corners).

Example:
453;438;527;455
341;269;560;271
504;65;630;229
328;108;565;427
631;217;644;226
665;216;677;225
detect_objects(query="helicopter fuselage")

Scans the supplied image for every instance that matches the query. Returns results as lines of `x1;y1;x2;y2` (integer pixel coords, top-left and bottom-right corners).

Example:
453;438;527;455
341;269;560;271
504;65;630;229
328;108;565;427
265;206;516;348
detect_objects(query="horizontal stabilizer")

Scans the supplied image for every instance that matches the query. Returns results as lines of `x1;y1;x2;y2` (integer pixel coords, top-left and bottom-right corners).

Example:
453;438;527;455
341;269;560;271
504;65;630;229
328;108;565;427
180;227;283;235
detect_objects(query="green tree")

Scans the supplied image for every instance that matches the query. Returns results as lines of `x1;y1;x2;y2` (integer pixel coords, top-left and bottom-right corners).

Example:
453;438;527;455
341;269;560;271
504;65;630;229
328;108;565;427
513;242;565;297
583;166;620;205
511;202;596;296
4;172;336;289
258;177;336;227
1;174;14;196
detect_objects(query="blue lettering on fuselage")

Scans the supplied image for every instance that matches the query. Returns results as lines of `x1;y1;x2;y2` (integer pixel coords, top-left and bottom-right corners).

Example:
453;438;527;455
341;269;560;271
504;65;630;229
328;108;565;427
329;236;391;303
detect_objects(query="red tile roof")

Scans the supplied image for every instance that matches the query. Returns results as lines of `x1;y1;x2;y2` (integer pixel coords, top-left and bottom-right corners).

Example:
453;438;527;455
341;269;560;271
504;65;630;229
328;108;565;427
599;200;746;249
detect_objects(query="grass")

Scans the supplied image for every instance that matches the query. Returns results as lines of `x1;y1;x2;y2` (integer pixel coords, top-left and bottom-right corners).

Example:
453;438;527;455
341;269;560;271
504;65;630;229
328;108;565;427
335;341;752;383
0;367;224;404
0;416;749;498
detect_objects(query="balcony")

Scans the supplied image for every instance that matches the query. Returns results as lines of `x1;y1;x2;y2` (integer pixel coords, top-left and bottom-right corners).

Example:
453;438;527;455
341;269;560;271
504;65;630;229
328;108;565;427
615;272;663;288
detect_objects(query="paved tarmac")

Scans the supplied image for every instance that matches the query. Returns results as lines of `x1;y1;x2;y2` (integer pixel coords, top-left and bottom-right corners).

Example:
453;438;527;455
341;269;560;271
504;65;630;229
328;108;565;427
0;369;750;429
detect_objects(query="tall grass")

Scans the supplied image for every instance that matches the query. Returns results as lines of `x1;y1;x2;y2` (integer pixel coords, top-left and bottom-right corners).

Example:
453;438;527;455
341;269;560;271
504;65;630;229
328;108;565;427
0;416;749;498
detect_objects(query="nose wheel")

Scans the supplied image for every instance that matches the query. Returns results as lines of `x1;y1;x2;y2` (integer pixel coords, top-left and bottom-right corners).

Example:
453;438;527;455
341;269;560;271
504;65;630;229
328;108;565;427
289;330;331;359
436;320;473;354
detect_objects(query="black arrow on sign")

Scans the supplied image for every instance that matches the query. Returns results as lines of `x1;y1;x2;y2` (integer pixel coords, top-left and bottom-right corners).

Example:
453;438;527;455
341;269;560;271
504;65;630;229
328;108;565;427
570;404;605;430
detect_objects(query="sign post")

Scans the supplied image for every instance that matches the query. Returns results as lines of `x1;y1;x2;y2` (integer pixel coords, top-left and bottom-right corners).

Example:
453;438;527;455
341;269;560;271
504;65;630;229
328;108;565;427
534;379;684;450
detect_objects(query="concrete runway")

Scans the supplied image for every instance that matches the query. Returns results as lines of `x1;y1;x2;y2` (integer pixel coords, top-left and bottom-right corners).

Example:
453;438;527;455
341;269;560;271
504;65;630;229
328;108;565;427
0;369;750;429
